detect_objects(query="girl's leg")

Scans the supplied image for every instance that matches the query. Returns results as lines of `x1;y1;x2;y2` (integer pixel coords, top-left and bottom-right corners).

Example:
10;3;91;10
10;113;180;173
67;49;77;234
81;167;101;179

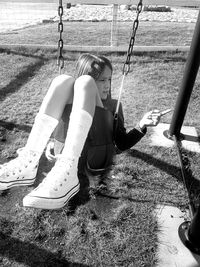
0;75;75;191
23;75;102;209
61;75;102;160
39;74;75;120
71;74;103;116
26;74;75;152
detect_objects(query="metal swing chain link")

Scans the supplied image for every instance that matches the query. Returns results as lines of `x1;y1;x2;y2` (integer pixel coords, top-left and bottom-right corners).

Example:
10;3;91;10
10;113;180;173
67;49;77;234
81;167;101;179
114;0;143;128
122;0;143;75
57;0;64;74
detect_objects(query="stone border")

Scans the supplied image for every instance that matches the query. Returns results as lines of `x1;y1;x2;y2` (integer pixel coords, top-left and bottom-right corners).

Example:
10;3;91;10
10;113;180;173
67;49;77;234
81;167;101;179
154;205;200;267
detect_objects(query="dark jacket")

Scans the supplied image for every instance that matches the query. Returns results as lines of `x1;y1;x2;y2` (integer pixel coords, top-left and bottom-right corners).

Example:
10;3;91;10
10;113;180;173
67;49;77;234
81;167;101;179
53;98;146;172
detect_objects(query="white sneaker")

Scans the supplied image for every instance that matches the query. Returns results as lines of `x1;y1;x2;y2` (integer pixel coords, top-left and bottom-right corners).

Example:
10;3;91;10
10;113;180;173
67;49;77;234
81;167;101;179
23;157;80;209
0;148;40;190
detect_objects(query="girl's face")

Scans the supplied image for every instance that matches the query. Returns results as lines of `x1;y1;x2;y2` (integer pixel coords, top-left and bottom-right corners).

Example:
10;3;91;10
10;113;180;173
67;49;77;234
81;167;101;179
96;66;112;100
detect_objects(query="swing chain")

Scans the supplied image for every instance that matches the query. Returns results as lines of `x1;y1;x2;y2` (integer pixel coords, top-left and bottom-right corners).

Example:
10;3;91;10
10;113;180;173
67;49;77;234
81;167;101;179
122;0;143;75
57;0;64;74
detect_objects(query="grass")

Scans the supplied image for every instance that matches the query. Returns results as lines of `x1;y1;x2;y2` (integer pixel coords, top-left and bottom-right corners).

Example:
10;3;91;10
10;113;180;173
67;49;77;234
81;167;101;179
0;21;196;47
0;21;200;266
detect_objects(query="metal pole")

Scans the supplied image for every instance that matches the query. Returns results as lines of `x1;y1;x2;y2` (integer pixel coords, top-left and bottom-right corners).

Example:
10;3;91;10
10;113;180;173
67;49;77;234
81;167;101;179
179;205;200;255
168;10;200;138
173;136;195;218
111;4;119;47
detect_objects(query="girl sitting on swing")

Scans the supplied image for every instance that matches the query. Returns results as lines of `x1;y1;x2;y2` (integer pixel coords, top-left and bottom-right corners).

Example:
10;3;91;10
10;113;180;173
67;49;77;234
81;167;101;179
0;53;162;210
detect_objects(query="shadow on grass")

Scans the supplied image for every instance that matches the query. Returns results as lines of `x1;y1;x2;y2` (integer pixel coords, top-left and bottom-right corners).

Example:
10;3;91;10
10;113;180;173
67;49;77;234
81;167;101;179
128;149;200;203
0;154;90;267
0;57;46;102
0;47;49;60
0;119;31;133
0;47;78;62
120;51;187;66
0;229;89;267
128;149;182;182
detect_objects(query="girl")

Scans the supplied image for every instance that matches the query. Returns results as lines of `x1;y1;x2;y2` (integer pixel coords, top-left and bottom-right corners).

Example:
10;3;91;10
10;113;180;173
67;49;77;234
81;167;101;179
0;54;161;210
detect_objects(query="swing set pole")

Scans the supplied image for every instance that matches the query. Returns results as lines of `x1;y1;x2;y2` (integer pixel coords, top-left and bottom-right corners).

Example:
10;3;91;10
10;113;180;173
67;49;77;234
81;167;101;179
167;9;200;255
168;9;200;138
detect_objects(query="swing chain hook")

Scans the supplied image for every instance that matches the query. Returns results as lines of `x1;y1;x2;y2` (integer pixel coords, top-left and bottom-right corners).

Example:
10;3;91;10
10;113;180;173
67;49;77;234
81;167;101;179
57;0;64;74
122;0;143;75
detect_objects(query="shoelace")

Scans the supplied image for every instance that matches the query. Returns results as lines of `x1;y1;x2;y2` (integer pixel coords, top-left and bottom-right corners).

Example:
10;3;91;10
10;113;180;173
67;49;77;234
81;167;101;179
0;148;38;177
37;157;75;191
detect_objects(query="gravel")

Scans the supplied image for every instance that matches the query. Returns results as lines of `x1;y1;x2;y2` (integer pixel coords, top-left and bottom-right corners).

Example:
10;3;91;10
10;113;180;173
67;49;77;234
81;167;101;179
55;5;199;23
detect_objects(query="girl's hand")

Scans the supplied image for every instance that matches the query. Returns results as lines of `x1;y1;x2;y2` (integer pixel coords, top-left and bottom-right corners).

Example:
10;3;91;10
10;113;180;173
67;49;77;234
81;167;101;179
139;109;162;129
45;141;56;162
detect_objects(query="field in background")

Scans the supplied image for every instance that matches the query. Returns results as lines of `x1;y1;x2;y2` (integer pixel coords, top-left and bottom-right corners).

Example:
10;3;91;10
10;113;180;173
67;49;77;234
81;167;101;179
0;20;196;48
0;2;198;48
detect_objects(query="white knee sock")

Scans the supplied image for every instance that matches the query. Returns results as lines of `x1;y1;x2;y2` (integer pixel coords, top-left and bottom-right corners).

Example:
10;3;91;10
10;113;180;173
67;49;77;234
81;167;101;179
61;109;93;159
25;113;58;154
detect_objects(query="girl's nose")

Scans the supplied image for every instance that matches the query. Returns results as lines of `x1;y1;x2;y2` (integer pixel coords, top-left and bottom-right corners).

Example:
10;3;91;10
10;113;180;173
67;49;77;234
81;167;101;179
106;80;110;87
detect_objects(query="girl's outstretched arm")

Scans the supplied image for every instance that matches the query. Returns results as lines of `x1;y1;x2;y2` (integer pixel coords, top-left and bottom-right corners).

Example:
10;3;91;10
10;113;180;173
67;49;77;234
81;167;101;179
114;103;147;151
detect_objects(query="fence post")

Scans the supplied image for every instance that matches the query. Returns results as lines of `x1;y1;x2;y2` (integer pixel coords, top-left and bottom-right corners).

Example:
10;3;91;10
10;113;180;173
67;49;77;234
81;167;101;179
111;4;119;46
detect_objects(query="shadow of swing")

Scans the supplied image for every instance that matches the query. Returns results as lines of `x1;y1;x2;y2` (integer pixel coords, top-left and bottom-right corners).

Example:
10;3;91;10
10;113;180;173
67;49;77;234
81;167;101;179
0;47;49;60
0;58;46;102
0;119;32;133
0;230;89;267
127;149;200;202
0;53;48;136
128;149;190;182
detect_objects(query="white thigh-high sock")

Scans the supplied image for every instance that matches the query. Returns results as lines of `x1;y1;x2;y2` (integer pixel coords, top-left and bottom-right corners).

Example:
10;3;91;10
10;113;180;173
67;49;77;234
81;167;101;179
25;113;58;154
22;109;92;209
61;109;93;159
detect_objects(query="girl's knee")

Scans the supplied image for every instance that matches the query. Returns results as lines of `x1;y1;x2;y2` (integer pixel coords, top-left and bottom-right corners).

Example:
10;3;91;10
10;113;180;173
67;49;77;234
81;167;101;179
46;74;75;104
52;74;75;89
74;75;97;93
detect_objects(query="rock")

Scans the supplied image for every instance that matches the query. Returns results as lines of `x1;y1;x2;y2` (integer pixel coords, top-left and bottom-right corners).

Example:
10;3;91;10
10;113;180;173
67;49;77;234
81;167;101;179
52;5;198;24
66;3;71;9
143;6;172;12
120;5;130;11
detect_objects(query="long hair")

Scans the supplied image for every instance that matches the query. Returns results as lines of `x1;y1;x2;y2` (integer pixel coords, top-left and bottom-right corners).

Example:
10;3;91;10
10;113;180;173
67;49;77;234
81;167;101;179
74;53;113;80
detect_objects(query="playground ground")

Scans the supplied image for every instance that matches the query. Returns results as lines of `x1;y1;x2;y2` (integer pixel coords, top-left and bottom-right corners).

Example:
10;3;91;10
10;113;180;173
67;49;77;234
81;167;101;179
0;17;200;267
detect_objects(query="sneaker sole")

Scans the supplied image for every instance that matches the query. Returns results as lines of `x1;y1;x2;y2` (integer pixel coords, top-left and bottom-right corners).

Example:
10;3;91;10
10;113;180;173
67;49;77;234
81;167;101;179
0;178;36;190
0;171;37;190
23;182;80;210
